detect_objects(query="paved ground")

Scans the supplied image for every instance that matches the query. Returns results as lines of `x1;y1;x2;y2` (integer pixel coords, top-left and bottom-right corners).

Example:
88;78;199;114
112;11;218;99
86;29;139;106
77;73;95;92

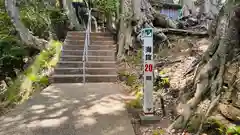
0;83;135;135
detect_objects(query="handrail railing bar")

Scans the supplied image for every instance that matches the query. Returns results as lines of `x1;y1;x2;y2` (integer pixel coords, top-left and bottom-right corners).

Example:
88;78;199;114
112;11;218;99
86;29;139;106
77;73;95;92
82;8;92;84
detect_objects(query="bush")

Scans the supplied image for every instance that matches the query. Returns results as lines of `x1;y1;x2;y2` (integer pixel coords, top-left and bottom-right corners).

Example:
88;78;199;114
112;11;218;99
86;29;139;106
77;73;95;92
1;40;62;105
0;39;33;82
126;91;143;109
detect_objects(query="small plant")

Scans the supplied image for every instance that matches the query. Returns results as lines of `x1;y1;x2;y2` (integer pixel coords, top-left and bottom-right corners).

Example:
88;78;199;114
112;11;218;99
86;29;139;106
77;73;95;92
126;91;143;109
118;71;138;86
126;49;142;66
226;126;240;135
202;119;226;135
152;129;165;135
154;70;170;91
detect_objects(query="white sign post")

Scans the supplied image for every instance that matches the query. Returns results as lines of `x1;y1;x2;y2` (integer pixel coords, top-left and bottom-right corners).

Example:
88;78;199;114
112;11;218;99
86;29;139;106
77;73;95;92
142;28;154;116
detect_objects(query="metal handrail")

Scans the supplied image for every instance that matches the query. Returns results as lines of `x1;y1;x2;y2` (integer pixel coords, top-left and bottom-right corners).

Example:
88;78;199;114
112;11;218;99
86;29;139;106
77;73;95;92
82;8;92;84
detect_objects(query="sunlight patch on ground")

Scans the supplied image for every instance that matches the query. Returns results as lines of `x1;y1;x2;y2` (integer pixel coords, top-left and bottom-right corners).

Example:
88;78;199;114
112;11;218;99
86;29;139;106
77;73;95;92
47;108;68;118
74;83;84;86
75;94;125;116
103;126;125;135
27;116;69;128
41;88;61;99
32;109;45;114
73;99;80;103
75;116;97;127
41;88;60;95
83;94;98;101
2;114;23;123
30;105;45;110
46;101;69;110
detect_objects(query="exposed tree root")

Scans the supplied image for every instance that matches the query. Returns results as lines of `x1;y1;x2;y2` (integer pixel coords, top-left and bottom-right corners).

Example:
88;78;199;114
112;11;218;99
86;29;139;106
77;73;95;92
117;0;182;60
196;95;220;135
168;1;240;133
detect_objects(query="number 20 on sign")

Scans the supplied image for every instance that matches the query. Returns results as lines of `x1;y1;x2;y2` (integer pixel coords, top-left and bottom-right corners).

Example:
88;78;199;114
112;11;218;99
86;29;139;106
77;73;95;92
142;28;154;115
145;64;153;72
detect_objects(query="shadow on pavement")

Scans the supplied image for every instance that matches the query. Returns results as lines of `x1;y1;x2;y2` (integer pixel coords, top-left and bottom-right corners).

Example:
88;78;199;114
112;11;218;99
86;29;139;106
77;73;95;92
0;83;134;135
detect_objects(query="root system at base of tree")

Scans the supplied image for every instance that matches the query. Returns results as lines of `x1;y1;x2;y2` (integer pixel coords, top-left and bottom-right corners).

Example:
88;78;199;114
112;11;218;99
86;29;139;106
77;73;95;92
167;1;240;134
117;0;181;60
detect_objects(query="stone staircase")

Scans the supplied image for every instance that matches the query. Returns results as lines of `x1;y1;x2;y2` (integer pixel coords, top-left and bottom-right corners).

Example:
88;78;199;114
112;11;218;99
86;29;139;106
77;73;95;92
52;31;117;83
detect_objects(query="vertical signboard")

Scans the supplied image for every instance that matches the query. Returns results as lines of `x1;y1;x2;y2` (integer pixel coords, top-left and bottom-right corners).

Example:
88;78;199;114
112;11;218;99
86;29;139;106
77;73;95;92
142;28;154;115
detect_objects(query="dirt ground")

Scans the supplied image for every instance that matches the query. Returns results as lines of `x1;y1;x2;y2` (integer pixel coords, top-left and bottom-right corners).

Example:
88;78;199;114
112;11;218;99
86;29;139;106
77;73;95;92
118;35;212;135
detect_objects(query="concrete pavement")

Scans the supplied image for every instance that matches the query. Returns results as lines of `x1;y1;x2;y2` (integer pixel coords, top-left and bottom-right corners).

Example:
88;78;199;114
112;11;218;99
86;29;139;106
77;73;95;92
0;83;135;135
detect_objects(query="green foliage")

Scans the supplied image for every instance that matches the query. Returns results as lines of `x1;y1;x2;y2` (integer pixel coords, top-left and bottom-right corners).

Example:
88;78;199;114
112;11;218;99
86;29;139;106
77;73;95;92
0;0;65;111
152;129;165;135
126;50;142;66
118;70;143;109
126;73;138;86
0;0;16;39
201;119;226;135
20;0;67;39
20;7;49;39
126;91;143;109
186;114;203;133
0;38;31;81
49;9;68;23
2;40;62;105
118;70;138;86
154;70;170;91
227;126;240;135
93;0;118;13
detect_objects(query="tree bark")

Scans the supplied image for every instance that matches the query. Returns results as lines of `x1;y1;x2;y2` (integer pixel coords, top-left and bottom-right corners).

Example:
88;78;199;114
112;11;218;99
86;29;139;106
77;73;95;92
58;0;64;9
62;0;81;30
5;0;48;50
168;1;240;134
117;0;181;60
106;13;116;33
117;0;133;60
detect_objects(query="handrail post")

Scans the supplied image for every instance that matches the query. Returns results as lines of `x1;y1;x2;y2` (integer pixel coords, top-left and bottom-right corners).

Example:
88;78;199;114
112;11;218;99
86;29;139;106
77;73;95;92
82;8;92;84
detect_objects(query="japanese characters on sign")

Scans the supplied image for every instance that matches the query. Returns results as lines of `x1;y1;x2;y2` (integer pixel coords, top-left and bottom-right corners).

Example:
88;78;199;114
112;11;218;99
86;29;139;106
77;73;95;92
142;28;154;115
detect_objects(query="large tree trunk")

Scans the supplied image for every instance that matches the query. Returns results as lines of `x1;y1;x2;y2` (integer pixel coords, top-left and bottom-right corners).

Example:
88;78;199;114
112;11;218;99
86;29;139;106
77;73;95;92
5;0;48;50
58;0;64;9
168;0;240;134
117;0;181;60
117;0;133;60
62;0;81;30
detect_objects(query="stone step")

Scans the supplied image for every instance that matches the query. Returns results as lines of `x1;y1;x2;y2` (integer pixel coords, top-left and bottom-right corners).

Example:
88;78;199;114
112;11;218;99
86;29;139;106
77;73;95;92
64;40;115;45
57;61;116;68
61;50;115;56
67;31;112;37
63;44;115;50
51;74;117;83
60;55;115;61
54;67;116;75
66;35;113;40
